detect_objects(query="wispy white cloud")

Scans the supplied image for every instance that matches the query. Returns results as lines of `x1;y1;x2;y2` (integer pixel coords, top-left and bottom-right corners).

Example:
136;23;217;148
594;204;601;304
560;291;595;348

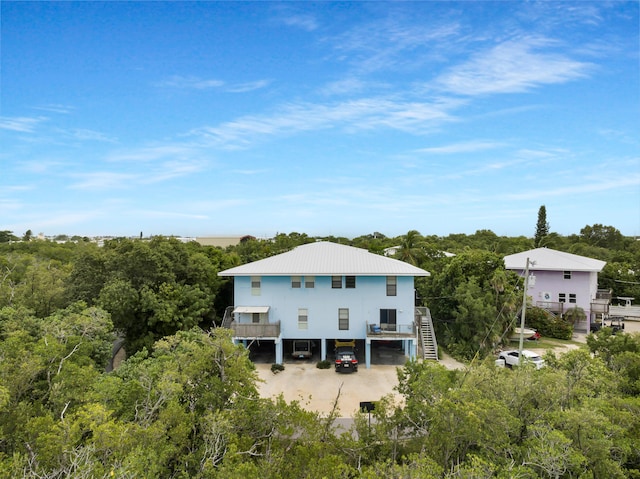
106;144;198;163
156;75;270;93
435;37;592;96
69;172;137;190
279;13;319;32
506;173;640;201
231;168;270;176
225;79;272;93
69;148;208;189
156;75;225;89
320;78;370;96
414;141;504;154
19;160;70;174
32;104;75;114
331;17;460;74
0;116;48;132
142;160;208;183
0;198;24;212
70;128;117;142
191;96;459;149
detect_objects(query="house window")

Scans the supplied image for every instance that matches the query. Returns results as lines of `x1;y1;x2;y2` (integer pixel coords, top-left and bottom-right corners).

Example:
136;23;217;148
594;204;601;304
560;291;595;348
386;276;397;296
251;276;261;296
345;276;356;289
559;293;566;303
291;276;301;288
332;276;342;289
338;308;349;330
304;276;315;288
298;308;308;330
563;271;572;280
569;294;577;304
380;309;397;331
252;313;261;324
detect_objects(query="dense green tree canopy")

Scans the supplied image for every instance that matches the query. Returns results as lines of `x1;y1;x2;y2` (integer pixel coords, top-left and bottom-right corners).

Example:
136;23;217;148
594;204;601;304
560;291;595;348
2;304;639;478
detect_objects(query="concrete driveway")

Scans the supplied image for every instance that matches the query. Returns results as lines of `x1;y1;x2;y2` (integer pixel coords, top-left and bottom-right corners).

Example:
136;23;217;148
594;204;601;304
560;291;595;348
255;321;640;416
255;352;465;416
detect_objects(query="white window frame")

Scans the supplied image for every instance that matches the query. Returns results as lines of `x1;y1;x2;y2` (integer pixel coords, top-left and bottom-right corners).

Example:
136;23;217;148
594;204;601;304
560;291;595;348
304;276;315;288
338;308;349;330
251;276;261;296
386;276;397;296
298;308;308;329
291;276;302;288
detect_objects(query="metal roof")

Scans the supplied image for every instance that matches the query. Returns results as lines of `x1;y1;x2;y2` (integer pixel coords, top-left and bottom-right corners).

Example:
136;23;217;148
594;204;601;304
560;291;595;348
504;247;606;272
218;241;431;277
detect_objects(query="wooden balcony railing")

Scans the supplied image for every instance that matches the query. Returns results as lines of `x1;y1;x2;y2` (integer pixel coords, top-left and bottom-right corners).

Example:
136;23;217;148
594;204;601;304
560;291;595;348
535;301;564;315
230;321;280;338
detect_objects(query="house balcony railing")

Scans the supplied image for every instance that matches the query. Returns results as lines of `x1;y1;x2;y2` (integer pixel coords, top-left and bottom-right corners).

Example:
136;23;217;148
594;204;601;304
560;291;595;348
535;301;564;315
229;320;281;338
590;299;610;315
366;321;416;338
596;289;612;301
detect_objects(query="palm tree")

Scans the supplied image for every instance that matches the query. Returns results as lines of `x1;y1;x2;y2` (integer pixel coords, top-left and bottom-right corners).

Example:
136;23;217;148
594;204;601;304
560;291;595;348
396;230;424;266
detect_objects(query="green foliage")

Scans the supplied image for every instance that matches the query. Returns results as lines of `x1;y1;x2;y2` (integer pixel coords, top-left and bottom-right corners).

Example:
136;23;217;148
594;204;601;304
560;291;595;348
563;305;586;325
534;205;549;247
580;223;625;249
316;359;331;369
526;306;574;340
271;363;285;373
0;230;19;243
427;250;519;360
67;237;223;353
1;229;640;476
1;303;640;477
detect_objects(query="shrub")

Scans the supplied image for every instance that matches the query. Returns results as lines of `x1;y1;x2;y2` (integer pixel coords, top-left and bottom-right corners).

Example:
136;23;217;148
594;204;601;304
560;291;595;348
316;359;331;369
271;363;285;374
564;306;586;325
526;306;573;340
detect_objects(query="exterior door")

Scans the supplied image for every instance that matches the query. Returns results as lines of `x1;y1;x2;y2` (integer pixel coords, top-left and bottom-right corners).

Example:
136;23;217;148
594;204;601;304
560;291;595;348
380;309;397;331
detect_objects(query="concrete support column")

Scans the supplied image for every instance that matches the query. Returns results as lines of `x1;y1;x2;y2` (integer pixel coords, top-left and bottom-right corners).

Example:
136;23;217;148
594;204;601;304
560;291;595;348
365;338;371;369
275;337;283;365
409;339;417;360
321;339;327;361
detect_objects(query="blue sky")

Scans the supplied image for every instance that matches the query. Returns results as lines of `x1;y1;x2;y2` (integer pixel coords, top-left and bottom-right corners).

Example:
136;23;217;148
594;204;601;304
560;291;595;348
1;1;639;239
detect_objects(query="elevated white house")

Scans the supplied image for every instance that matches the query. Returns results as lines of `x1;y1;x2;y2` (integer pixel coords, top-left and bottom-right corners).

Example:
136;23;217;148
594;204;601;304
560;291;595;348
218;241;433;368
504;248;607;331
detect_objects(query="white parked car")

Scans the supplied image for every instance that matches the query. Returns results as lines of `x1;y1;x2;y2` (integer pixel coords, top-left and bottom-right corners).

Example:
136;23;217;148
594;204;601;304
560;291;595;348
499;349;545;369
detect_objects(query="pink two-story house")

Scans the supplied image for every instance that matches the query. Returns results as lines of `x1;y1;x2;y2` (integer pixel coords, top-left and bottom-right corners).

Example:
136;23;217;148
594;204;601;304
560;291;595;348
504;247;607;331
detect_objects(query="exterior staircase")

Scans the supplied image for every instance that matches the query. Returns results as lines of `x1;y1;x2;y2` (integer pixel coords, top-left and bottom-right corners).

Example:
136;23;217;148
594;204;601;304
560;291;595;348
221;306;234;329
416;307;438;360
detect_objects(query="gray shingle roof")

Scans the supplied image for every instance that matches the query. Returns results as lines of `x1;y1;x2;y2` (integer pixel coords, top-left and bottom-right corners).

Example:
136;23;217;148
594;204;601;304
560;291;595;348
218;241;430;277
504;247;606;272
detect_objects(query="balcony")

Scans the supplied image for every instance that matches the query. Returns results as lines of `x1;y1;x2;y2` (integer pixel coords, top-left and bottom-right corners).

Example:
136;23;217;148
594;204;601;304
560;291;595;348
535;301;564;315
366;321;416;338
229;320;281;339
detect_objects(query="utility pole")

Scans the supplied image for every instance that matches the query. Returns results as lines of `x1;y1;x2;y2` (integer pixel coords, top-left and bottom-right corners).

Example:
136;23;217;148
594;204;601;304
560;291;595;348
518;258;531;358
